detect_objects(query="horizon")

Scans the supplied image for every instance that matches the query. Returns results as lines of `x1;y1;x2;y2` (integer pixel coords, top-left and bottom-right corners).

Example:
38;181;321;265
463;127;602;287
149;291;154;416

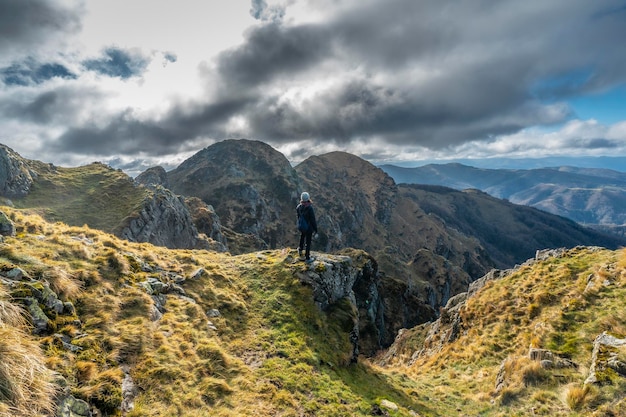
5;139;626;178
1;1;625;175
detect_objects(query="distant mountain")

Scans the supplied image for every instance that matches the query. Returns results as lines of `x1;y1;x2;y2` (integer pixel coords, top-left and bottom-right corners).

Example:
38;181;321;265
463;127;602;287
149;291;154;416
390;156;626;171
167;139;302;251
381;163;626;233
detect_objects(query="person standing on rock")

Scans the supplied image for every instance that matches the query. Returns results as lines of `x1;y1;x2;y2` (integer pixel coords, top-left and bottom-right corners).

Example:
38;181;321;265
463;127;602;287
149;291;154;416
296;192;318;263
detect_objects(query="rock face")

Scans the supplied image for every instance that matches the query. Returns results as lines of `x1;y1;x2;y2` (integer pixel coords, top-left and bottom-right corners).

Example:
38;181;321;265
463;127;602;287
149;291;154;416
118;188;210;249
294;250;432;357
0;144;38;198
185;197;229;252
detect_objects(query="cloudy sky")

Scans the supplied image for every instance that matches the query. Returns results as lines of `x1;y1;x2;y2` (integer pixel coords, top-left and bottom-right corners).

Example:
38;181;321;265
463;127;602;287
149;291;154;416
1;0;625;176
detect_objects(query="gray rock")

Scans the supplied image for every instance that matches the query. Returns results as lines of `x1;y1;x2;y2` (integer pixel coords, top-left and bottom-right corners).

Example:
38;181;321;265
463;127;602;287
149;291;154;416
24;297;50;335
119;188;210;250
121;366;136;413
57;395;92;417
585;332;626;384
0;210;15;236
293;251;397;360
0;144;37;198
4;266;29;280
190;268;206;280
135;166;169;189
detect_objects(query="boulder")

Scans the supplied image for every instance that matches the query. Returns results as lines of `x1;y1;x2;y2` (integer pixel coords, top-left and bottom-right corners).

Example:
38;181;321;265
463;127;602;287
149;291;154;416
0;210;15;236
585;332;626;385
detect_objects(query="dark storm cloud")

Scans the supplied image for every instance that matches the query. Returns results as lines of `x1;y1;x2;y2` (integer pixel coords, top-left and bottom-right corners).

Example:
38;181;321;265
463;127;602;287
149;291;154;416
50;97;250;155
0;58;76;86
82;47;150;79
0;85;105;124
0;0;81;56
215;21;330;89
33;0;626;162
208;0;626;148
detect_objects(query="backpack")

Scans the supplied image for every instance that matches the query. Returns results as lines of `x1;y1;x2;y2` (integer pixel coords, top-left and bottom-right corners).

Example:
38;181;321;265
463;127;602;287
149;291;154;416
297;205;310;232
297;213;309;232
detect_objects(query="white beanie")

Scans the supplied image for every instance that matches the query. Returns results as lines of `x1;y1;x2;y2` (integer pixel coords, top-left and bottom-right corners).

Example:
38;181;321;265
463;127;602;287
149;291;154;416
301;192;310;202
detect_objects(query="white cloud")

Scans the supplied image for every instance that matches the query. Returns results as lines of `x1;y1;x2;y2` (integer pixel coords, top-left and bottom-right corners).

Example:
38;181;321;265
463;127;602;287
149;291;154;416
1;0;626;174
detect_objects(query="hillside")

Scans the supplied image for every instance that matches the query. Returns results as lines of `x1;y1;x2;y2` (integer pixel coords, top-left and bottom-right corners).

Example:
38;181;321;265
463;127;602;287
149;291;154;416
0;207;409;416
380;163;626;232
377;245;626;416
0;144;221;250
10;161;148;232
1;209;624;416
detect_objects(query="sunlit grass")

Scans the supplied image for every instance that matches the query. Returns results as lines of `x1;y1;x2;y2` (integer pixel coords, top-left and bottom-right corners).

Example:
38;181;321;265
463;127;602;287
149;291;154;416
1;206;625;416
383;246;626;416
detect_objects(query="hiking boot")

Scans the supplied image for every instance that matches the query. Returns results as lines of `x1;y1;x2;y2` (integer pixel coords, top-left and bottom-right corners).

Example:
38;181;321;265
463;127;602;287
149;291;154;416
305;257;315;264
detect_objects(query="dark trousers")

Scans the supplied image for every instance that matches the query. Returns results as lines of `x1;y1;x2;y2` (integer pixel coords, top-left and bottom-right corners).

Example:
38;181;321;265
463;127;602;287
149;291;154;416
298;231;313;259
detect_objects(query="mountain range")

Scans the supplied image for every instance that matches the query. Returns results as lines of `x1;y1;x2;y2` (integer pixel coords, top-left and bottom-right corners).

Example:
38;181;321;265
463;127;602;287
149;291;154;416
1;140;624;347
380;163;626;238
0;140;625;415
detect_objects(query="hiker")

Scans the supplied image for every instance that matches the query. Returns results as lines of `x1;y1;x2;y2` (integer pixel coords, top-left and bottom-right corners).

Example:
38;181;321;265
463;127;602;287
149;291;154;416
296;191;318;262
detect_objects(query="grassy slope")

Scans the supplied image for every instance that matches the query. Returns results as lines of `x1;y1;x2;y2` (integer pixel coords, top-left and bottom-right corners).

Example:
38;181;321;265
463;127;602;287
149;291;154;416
0;207;425;416
11;163;148;233
380;246;626;416
1;208;624;416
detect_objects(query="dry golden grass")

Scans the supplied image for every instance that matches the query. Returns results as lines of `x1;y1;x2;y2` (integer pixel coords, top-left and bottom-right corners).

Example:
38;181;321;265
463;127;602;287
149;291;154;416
386;246;626;416
0;289;55;416
0;206;624;416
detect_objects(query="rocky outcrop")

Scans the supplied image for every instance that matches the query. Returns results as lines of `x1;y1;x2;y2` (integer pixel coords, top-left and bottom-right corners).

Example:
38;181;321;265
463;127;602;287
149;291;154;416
118;188;210;250
134;167;229;251
56;395;92;417
292;249;433;358
0;144;38;198
3;271;77;336
135;166;169;189
185;197;228;252
585;332;626;385
293;251;375;361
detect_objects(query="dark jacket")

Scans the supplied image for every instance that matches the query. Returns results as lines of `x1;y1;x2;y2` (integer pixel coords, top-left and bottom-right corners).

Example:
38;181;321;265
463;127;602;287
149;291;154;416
296;201;317;234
